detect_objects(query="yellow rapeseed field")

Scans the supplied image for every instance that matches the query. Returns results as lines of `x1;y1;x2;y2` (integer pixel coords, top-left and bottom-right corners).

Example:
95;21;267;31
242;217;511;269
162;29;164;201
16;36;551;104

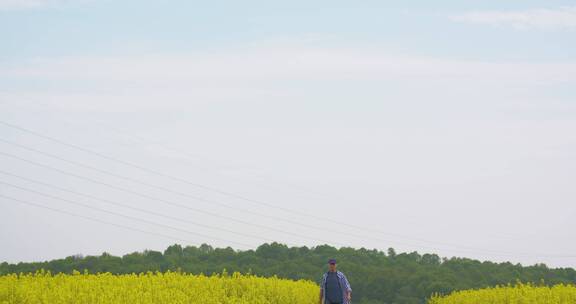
0;270;319;304
429;283;576;304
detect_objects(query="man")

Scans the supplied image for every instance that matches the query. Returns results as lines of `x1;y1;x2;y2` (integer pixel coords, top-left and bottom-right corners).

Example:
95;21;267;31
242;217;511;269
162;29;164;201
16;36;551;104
319;258;352;304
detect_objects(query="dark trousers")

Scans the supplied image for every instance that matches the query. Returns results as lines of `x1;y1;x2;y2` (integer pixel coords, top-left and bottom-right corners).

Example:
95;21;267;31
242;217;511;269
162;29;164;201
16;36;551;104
326;300;342;304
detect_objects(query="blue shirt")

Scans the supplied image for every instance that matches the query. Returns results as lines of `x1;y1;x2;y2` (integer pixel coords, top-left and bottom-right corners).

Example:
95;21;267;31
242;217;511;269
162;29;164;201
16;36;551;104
320;270;352;304
326;271;342;303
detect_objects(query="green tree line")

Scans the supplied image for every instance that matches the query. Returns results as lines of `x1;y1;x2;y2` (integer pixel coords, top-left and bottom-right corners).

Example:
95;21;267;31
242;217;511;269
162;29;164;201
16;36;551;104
1;243;575;304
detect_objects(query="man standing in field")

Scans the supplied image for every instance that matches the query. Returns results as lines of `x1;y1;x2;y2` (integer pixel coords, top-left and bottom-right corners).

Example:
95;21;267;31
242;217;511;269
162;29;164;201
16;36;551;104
319;259;352;304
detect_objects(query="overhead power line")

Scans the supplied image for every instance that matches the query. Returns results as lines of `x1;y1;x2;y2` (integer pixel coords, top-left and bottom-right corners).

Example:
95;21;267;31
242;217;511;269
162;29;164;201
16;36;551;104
0;138;363;241
88;119;333;201
0;172;287;245
1;120;575;259
0;180;258;248
0;194;225;248
0;137;516;254
0;151;342;247
0;120;430;239
0;120;529;251
0;150;528;256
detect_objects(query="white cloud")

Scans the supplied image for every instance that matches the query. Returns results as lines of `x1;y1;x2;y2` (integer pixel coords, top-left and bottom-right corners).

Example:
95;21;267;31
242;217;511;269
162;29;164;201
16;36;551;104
0;0;83;10
1;47;575;113
3;48;575;85
451;6;576;30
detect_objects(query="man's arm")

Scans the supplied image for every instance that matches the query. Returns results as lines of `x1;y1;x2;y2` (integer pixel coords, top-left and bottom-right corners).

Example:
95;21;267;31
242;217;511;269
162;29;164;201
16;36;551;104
342;274;352;292
342;274;352;301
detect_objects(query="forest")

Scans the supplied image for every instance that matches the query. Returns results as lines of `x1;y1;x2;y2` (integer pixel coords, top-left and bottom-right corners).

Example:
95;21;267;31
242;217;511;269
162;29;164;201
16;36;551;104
2;243;575;304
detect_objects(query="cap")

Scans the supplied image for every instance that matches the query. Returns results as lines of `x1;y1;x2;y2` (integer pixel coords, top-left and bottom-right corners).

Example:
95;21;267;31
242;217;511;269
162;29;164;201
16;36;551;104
328;259;337;264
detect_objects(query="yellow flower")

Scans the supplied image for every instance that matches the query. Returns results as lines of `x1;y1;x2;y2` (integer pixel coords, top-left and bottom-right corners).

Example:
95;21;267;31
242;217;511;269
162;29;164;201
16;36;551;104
0;270;319;304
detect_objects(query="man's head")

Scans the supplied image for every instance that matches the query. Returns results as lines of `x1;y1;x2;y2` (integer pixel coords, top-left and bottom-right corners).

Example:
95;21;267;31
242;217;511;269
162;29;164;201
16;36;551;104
328;258;337;272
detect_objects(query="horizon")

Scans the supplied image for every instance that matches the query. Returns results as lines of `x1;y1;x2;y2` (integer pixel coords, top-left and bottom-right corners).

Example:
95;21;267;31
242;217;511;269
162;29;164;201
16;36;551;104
2;242;570;270
1;242;572;270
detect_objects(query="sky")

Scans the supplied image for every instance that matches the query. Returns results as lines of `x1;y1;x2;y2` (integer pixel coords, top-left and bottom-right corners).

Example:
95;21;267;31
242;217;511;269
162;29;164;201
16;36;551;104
0;0;575;268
